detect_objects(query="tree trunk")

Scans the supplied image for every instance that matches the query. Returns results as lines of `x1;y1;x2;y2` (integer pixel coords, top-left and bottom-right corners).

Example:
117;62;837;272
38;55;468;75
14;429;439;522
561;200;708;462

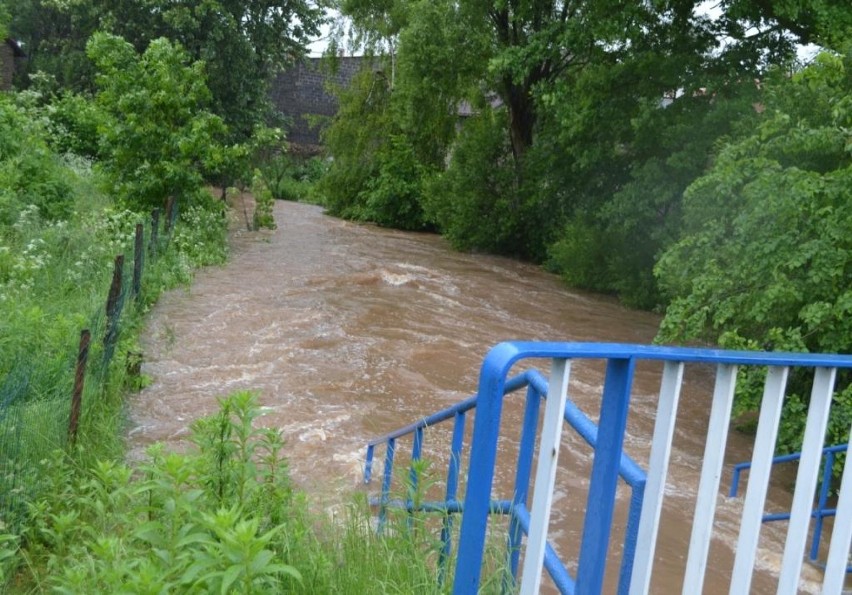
505;81;536;164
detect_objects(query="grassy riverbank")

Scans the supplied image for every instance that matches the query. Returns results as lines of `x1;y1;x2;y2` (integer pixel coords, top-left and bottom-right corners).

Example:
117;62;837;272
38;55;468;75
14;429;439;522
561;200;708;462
0;103;488;592
3;392;471;593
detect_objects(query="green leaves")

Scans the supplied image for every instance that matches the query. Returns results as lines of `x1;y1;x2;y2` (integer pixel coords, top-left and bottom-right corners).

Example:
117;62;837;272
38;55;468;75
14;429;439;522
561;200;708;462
183;509;302;592
8;392;450;593
657;50;852;355
655;49;852;461
87;32;226;211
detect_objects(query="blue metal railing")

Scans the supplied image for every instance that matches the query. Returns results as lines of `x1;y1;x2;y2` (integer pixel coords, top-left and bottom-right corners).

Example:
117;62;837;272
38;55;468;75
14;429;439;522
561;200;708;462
362;342;852;594
730;443;849;567
363;368;646;594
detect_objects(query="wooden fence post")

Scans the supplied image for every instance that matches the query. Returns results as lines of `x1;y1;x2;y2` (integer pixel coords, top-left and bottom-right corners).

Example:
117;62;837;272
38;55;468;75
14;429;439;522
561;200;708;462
68;329;91;445
133;223;143;303
149;208;160;255
103;254;124;364
164;197;175;234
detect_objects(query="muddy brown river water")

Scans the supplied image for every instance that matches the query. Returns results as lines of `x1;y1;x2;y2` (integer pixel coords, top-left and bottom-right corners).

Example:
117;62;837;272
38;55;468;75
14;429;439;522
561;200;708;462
128;200;828;593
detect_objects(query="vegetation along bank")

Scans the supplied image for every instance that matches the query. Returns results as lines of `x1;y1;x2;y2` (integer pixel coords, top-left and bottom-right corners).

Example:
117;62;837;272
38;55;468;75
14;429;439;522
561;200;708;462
0;0;850;590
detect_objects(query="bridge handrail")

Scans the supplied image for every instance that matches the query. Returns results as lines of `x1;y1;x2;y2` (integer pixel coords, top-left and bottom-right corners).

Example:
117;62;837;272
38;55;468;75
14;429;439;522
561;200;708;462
730;442;849;567
730;442;849;498
364;368;645;485
363;364;647;592
361;342;852;594
365;372;530;448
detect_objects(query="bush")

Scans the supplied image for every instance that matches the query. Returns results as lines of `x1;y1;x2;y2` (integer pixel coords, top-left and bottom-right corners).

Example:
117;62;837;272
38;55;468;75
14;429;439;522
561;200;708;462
422;109;521;254
9;392;449;593
0;96;75;225
261;153;327;204
251;171;276;230
87;33;226;211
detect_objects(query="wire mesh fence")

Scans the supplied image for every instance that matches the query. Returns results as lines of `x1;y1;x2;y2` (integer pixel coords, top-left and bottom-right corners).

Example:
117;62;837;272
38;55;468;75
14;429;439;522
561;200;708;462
0;202;177;530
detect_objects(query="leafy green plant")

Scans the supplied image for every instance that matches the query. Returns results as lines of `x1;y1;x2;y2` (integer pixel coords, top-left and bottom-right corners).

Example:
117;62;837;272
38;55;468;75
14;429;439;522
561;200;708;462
259;153;326;204
0;532;18;584
87;32;227;212
8;392;487;593
251;171;277;230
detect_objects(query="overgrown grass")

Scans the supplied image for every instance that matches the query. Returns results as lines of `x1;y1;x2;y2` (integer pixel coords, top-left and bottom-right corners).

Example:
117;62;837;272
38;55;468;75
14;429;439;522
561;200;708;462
1;392;506;593
0;140;230;530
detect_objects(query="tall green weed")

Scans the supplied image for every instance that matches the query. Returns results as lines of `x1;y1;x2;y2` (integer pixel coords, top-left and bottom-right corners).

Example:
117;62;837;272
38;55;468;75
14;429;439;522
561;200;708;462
8;392;458;593
0;85;229;533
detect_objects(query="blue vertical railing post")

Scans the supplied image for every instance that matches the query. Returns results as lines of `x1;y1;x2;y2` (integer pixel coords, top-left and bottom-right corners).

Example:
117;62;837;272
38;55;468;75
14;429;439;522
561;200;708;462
505;383;544;591
408;427;424;530
453;343;517;593
439;411;467;584
576;357;636;594
378;437;396;533
364;444;375;483
811;450;835;561
618;477;645;593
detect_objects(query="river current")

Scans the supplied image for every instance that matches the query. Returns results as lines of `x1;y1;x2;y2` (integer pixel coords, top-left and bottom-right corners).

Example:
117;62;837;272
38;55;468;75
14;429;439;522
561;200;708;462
128;200;826;593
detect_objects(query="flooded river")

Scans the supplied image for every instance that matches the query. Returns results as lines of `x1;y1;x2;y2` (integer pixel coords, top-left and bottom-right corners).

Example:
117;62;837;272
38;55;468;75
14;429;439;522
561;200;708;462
128;200;826;593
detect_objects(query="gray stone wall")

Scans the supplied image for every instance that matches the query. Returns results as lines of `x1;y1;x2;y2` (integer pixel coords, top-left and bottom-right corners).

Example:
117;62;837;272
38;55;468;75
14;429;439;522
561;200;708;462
0;43;15;90
270;57;367;148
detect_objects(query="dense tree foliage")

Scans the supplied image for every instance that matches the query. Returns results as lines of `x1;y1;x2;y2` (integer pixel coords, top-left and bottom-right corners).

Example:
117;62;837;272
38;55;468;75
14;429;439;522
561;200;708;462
655;49;851;452
4;0;327;143
321;0;484;229
657;51;851;355
3;0;101;91
321;0;851;451
107;0;326;142
323;0;811;274
87;33;227;210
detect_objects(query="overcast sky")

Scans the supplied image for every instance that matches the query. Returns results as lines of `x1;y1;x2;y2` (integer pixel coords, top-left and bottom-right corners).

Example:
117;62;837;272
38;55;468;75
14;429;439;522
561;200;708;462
304;5;821;62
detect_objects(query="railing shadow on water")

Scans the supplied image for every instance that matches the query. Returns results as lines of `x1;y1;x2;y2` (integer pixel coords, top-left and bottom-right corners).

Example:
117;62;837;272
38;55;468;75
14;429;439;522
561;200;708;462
363;342;852;594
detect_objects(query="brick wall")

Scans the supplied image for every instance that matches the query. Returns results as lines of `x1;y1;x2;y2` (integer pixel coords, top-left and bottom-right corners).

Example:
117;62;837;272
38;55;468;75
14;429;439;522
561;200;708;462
270;57;368;148
0;43;15;90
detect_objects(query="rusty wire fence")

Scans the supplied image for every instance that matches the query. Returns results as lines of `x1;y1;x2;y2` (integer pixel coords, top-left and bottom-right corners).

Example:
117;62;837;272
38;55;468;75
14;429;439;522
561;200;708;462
0;200;180;529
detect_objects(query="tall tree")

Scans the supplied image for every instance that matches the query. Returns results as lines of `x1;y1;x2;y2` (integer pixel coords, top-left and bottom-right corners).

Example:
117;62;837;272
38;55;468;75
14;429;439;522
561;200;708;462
88;32;226;209
106;0;328;143
5;0;328;143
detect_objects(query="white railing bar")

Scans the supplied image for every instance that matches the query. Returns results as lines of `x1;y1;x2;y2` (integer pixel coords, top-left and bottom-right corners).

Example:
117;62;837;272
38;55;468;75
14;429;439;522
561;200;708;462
777;367;837;594
682;364;738;593
520;358;572;595
629;361;685;595
730;366;790;594
822;413;852;594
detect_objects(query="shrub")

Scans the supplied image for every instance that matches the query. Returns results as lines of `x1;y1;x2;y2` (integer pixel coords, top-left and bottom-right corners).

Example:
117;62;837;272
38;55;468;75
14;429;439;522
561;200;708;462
251;171;276;230
9;392;449;593
87;33;226;212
